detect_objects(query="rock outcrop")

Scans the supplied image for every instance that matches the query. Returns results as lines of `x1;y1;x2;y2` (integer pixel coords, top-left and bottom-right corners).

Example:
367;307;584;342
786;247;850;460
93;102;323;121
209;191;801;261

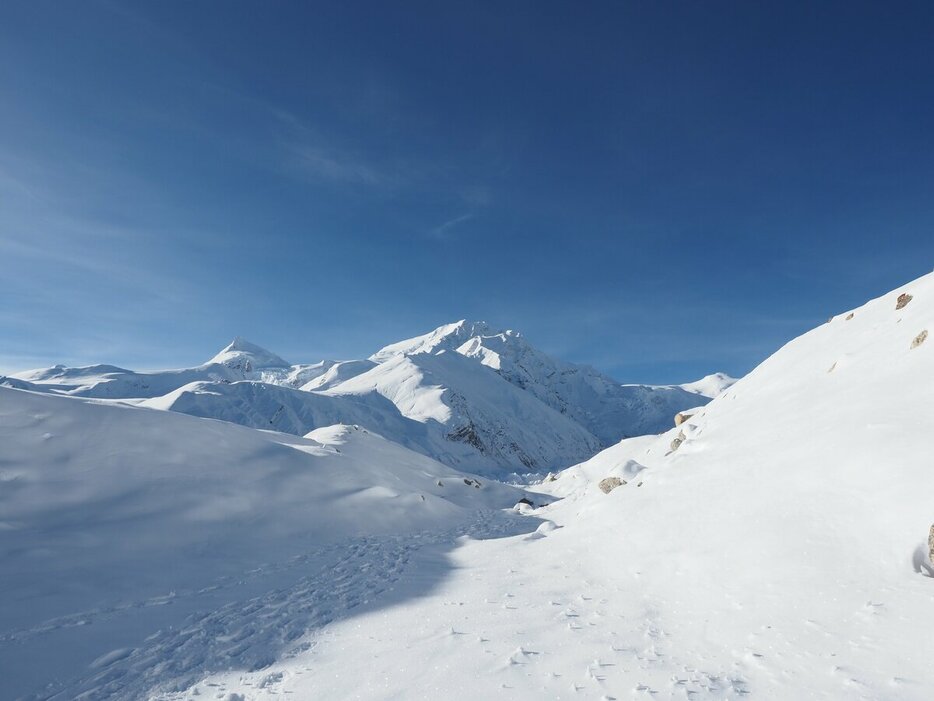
670;430;686;452
598;477;625;494
674;411;695;426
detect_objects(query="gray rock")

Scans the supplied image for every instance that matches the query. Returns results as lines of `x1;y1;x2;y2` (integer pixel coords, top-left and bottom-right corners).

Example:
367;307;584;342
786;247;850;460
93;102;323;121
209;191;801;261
911;329;928;349
929;524;934;565
896;293;913;310
670;430;686;452
598;476;625;494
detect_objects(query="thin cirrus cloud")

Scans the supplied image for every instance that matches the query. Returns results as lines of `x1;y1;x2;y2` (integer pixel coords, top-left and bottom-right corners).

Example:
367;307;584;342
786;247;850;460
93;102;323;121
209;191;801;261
428;213;475;240
289;142;390;187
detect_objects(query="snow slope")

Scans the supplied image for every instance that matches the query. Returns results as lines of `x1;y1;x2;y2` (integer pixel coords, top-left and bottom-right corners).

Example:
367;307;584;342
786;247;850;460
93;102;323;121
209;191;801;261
179;272;934;700
321;350;603;473
0;386;529;700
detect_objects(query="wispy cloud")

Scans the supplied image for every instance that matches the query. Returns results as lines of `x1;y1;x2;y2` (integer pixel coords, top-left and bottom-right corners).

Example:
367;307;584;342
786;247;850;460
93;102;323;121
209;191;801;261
291;144;389;186
428;213;475;240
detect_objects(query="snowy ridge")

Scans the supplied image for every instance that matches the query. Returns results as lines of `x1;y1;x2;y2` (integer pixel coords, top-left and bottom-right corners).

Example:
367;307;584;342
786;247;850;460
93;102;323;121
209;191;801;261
374;319;719;445
12;326;724;474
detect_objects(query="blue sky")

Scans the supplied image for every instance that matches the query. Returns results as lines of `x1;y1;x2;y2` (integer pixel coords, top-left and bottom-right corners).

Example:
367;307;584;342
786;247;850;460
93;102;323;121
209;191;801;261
1;1;932;383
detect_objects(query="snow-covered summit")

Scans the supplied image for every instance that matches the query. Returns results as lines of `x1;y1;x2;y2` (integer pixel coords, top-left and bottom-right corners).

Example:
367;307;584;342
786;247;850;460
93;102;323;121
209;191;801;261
207;336;290;370
369;319;497;361
369;318;716;445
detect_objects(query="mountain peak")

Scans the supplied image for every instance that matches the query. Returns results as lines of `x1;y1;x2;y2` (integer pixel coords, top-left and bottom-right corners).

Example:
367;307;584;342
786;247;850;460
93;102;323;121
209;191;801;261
207;338;290;370
370;319;502;362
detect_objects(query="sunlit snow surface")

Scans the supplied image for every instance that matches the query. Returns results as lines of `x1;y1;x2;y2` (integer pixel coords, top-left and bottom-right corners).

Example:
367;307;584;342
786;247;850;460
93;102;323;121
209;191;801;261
3;275;932;699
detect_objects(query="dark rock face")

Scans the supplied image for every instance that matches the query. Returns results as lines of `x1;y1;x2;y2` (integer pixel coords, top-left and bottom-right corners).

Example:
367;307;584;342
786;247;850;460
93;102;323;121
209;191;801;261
896;293;913;310
447;422;485;452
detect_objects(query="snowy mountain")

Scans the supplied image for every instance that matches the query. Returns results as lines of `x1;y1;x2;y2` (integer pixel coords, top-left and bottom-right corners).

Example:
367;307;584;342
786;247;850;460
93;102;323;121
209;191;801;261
207;336;291;371
3;273;933;699
10;323;722;474
372;319;719;444
176;272;934;700
319;349;603;472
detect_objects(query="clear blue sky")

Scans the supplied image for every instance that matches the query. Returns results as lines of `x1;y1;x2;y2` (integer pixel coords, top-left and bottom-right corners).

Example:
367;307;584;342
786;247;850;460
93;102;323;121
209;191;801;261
1;1;932;383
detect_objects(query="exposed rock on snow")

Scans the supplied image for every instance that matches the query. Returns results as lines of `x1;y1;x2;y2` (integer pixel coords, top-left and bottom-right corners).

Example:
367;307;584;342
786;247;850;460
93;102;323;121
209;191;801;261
911;329;927;349
674;408;702;426
670;429;686;452
598;476;625;493
896;292;913;310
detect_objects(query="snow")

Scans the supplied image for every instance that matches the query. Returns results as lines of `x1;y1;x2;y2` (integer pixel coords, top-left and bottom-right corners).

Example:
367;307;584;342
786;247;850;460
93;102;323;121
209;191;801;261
206;337;290;370
371;319;723;446
320;350;603;473
0;386;528;700
96;270;931;700
9;326;716;476
678;371;738;398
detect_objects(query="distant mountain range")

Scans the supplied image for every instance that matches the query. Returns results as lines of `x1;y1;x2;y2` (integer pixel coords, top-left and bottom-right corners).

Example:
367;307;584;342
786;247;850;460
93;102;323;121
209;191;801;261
5;320;734;475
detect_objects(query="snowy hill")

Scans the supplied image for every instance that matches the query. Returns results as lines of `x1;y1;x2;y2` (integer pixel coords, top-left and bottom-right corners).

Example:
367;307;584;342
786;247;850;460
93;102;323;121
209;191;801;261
0;386;529;700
